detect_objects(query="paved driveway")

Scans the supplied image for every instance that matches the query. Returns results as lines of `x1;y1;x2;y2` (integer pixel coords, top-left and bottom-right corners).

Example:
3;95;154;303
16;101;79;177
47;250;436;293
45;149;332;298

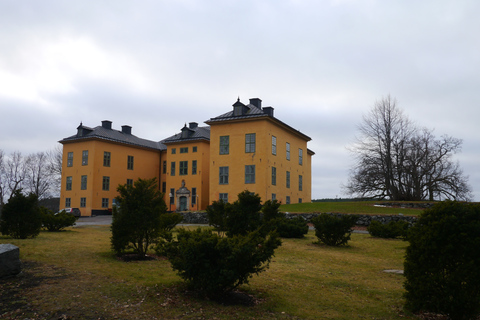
76;215;112;226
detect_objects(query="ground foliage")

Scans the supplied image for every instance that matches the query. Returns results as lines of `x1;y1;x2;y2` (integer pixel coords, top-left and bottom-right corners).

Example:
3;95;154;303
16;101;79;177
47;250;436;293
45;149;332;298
404;201;480;320
367;220;409;239
40;207;77;232
0;190;42;239
311;213;358;246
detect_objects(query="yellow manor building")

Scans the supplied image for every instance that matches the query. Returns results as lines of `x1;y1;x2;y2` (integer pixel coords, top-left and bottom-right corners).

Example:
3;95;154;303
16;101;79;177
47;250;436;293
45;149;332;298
59;98;315;216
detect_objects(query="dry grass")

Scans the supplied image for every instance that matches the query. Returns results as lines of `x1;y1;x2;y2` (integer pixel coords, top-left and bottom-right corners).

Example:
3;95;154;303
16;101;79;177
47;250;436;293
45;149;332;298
0;225;418;319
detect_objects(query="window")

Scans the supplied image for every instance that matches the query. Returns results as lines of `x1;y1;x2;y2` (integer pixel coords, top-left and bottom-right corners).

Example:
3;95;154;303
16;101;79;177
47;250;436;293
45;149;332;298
245;133;256;153
162;182;166;193
80;197;86;207
219;166;229;184
245;165;255;184
193;146;197;153
180;147;188;153
103;152;111;167
219;193;228;202
171;162;176;176
102;176;110;191
81;175;87;190
299;148;303;165
192;188;197;205
171;148;176;154
220;136;229;154
65;198;71;208
286;171;290;188
286;196;291;204
127;155;134;170
272;193;276;201
180;161;188;175
299;175;303;191
272;136;277;155
102;198;109;208
67;152;73;167
82;150;88;166
299;198;302;203
66;176;72;191
271;167;277;186
127;179;133;187
286;142;290;160
163;161;167;174
170;188;175;204
192;160;197;175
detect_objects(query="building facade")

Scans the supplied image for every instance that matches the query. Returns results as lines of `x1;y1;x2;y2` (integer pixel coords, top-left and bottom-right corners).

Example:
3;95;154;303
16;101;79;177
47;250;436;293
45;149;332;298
59;98;314;216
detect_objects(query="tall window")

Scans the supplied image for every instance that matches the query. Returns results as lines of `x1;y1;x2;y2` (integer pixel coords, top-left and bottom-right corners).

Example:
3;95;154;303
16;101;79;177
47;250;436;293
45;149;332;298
286;142;290;160
102;176;110;191
272;136;277;155
299;175;303;191
82;150;88;166
170;188;175;204
245;133;256;153
171;162;176;176
299;198;302;203
66;176;72;191
299;148;303;165
219;193;228;202
127;155;134;170
271;167;277;186
272;193;276;201
286;196;291;204
80;197;86;207
81;175;87;190
286;171;290;188
65;198;71;208
192;160;197;175
163;161;167;174
180;161;188;175
162;182;166;193
102;152;110;167
192;188;197;205
220;136;229;154
193;146;197;152
219;166;229;184
171;148;176;154
127;179;133;187
245;165;255;184
102;198;109;208
67;152;73;167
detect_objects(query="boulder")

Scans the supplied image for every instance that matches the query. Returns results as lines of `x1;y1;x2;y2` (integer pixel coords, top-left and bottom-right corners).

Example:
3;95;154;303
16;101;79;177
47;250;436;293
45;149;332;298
0;244;21;278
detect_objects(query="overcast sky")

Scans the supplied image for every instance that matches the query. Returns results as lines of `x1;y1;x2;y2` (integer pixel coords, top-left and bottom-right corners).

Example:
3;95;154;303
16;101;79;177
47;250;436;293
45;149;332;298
1;0;478;201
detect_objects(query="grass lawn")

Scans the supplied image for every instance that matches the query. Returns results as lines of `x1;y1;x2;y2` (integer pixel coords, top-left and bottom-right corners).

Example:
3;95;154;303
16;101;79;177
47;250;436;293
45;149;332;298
0;225;417;319
280;201;424;216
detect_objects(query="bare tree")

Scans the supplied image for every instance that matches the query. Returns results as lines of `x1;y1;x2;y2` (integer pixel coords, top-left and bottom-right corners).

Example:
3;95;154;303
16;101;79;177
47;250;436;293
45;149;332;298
5;151;26;201
25;152;53;200
346;96;472;201
0;150;6;206
46;145;63;197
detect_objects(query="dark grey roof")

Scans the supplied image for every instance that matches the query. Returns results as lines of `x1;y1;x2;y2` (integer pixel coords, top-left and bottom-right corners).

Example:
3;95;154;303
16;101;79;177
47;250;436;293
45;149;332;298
60;124;166;151
162;125;210;144
205;100;312;141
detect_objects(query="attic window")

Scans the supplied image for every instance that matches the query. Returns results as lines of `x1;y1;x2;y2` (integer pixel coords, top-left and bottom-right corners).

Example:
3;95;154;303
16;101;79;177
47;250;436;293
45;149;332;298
234;105;243;116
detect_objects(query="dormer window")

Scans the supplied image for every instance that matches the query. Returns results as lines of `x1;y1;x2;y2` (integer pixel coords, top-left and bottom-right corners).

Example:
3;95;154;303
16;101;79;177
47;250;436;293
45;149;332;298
233;98;246;116
181;125;194;139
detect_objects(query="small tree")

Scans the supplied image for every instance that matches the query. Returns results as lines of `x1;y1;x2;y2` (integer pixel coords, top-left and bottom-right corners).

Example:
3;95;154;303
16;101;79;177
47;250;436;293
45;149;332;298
111;178;168;257
311;214;358;246
206;199;231;235
0;190;42;239
262;199;284;222
404;201;480;320
226;190;262;236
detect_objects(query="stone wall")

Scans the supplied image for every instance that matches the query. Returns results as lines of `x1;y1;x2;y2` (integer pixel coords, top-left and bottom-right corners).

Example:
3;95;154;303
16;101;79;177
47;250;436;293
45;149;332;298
178;211;417;226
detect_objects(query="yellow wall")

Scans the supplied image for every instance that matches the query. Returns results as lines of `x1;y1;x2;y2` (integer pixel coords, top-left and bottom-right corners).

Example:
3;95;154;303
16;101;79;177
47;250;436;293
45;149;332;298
162;140;210;211
209;117;311;204
60;139;160;216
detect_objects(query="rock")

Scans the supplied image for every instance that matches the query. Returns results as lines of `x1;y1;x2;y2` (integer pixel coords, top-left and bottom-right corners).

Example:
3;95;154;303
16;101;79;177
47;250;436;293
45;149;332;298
0;244;21;278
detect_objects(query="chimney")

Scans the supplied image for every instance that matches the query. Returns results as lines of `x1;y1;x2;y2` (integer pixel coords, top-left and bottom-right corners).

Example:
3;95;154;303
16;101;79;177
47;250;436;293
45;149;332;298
189;122;198;129
263;107;274;117
122;125;132;134
101;120;112;129
249;98;262;109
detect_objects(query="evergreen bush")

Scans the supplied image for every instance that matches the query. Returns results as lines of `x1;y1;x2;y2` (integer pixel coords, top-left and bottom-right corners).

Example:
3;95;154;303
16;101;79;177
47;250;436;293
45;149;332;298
367;220;409;239
225;190;262;237
311;214;358;246
206;199;231;234
41;207;77;231
0;190;42;239
404;201;480;320
270;216;309;238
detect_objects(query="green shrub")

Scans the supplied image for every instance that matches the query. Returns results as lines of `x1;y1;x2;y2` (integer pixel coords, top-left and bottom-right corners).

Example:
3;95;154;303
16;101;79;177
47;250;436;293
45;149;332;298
0;190;42;239
225;190;262;237
270;216;309;238
111;178;168;257
41;207;77;231
367;220;409;239
154;212;183;255
262;199;284;222
311;214;358;246
206;200;231;234
404;201;480;320
164;227;281;297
